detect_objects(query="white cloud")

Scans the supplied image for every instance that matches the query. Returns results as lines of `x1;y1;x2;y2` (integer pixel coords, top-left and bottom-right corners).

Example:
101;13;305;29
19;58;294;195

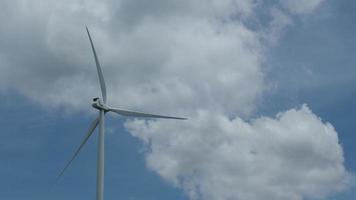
105;18;263;116
0;0;349;200
0;0;264;116
126;105;348;200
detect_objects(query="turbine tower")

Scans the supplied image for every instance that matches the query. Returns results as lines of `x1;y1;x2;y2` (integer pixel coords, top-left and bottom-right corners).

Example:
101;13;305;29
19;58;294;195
57;27;186;200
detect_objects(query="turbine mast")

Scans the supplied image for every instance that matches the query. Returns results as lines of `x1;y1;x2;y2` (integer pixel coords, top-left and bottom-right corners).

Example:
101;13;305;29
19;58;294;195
97;110;105;200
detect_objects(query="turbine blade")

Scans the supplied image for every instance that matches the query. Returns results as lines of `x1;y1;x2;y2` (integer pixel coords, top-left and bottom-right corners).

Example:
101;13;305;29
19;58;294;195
86;26;107;103
109;108;187;120
56;116;100;181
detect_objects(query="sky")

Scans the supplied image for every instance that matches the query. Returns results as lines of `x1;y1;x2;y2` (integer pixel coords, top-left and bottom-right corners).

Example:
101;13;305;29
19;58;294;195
0;0;355;200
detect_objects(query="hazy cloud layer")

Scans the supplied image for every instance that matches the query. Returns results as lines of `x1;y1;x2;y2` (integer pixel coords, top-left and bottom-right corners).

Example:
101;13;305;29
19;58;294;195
280;0;325;14
0;0;349;200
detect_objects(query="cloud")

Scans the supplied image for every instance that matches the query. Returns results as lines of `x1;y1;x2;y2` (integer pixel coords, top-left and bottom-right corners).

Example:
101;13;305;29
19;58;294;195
279;0;325;14
0;0;264;115
0;0;349;200
126;105;348;200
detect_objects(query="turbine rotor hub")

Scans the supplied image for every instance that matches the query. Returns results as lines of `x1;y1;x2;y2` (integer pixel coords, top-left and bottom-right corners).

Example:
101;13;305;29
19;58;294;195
92;97;109;111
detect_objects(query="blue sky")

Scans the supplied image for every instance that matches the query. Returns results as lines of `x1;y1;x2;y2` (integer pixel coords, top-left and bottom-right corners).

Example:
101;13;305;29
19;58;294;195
0;0;355;200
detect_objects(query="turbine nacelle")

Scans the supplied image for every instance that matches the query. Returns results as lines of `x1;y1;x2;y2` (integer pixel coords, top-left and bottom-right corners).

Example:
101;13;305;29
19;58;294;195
92;97;109;111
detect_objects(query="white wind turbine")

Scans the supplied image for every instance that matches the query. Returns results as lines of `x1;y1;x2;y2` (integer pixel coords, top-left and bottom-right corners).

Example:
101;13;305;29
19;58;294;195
56;27;186;200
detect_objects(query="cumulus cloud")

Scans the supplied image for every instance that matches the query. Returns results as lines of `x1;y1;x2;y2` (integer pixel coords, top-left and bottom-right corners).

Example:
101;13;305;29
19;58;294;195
126;105;347;200
0;0;348;200
0;0;264;115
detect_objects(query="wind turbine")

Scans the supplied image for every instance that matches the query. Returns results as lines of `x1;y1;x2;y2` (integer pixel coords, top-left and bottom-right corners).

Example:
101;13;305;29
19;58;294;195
57;27;186;200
